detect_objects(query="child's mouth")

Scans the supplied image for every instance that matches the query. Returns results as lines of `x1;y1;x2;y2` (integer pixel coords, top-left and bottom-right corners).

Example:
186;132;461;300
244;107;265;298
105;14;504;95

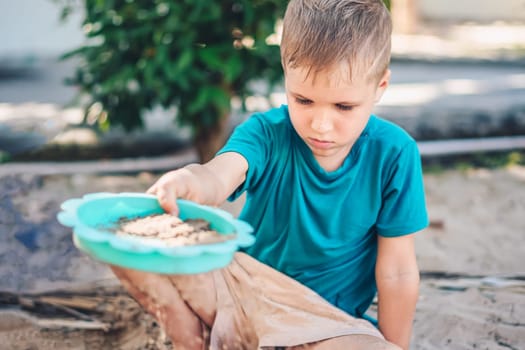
308;137;333;150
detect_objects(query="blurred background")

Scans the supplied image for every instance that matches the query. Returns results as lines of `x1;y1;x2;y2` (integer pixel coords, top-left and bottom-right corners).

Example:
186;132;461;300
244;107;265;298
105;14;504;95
1;0;524;165
0;1;524;349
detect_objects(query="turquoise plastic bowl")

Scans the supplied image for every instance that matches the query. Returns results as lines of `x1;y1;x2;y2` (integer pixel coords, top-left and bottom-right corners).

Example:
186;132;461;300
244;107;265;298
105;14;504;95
57;192;254;274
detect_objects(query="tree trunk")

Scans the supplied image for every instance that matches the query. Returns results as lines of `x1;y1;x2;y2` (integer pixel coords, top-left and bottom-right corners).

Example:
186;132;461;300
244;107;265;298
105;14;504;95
193;111;231;163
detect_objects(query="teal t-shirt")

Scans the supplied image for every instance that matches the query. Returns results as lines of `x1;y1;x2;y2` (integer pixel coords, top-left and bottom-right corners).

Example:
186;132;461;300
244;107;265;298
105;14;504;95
218;105;428;318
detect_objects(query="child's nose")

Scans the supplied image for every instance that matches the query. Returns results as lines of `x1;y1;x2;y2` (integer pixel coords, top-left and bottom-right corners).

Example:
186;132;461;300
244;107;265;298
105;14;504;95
311;112;333;133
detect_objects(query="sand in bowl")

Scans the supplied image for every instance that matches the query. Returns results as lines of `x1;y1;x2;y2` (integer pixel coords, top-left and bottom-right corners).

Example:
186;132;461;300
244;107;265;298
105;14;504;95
111;213;236;246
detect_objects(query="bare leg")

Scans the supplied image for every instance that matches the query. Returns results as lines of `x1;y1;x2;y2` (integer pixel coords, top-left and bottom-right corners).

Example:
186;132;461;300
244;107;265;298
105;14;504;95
111;266;215;350
288;334;402;350
166;273;218;327
168;273;253;349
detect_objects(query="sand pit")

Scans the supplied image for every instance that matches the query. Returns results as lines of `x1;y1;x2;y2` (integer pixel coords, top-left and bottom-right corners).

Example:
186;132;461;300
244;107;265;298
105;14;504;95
1;166;524;349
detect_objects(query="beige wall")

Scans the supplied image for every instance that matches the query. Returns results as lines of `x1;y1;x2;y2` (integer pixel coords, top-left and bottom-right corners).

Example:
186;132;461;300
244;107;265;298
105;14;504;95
418;0;525;22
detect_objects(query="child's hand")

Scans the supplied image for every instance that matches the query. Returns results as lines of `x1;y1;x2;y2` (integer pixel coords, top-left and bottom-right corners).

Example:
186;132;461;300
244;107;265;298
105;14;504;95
147;153;248;216
147;167;200;216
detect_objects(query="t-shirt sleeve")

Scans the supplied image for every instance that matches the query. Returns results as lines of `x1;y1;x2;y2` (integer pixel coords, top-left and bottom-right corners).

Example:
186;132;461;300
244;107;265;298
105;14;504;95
216;113;272;201
375;141;429;237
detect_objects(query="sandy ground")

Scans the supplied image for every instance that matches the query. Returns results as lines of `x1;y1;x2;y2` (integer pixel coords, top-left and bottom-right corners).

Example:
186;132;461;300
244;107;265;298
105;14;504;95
1;166;524;349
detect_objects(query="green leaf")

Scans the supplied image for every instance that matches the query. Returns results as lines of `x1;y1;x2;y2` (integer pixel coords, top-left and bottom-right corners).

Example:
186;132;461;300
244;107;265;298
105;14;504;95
224;54;242;83
175;50;193;73
197;47;226;71
186;87;211;115
209;86;231;114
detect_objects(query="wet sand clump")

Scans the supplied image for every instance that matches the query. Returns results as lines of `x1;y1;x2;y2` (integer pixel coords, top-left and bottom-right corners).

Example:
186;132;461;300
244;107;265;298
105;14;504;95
112;214;236;246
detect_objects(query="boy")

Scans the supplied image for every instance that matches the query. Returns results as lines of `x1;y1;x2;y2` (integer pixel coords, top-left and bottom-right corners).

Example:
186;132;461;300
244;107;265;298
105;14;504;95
111;0;428;349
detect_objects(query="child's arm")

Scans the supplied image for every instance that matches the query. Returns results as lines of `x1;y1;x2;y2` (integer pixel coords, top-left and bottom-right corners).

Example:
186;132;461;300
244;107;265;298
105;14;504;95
375;234;420;350
147;152;248;215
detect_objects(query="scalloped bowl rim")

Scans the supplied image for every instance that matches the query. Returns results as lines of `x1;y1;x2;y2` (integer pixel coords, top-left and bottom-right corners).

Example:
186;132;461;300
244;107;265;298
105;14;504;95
57;192;255;258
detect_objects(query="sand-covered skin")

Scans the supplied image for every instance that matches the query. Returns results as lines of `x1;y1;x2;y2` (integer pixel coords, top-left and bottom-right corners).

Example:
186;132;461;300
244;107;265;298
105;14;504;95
1;167;524;349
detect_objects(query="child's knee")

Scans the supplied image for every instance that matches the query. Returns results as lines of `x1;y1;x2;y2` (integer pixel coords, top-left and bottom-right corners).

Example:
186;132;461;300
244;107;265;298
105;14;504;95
110;266;214;346
110;265;152;295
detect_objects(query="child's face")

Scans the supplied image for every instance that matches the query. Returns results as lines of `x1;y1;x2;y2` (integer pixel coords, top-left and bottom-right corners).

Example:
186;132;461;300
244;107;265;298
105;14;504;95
285;64;390;171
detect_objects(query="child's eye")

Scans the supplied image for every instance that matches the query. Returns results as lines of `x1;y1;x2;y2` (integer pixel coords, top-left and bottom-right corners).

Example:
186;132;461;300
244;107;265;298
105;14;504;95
336;104;353;111
295;97;312;105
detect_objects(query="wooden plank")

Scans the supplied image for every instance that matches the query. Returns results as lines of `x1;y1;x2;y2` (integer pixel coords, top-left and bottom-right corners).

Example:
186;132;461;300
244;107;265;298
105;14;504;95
0;148;198;176
1;136;524;176
418;135;525;156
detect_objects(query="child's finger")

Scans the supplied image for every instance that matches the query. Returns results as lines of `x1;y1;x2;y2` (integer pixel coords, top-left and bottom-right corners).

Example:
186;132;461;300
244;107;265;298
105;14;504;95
146;184;157;195
157;187;179;216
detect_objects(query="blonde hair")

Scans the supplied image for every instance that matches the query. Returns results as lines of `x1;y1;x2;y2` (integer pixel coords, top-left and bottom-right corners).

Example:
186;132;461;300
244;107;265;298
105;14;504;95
280;0;392;82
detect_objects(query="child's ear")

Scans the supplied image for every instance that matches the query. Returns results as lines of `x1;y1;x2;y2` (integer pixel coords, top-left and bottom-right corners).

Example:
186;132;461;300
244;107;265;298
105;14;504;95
374;69;391;103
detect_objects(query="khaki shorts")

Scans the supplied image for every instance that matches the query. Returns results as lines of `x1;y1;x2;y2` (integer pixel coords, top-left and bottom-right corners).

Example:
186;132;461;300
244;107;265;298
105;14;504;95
112;252;396;350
